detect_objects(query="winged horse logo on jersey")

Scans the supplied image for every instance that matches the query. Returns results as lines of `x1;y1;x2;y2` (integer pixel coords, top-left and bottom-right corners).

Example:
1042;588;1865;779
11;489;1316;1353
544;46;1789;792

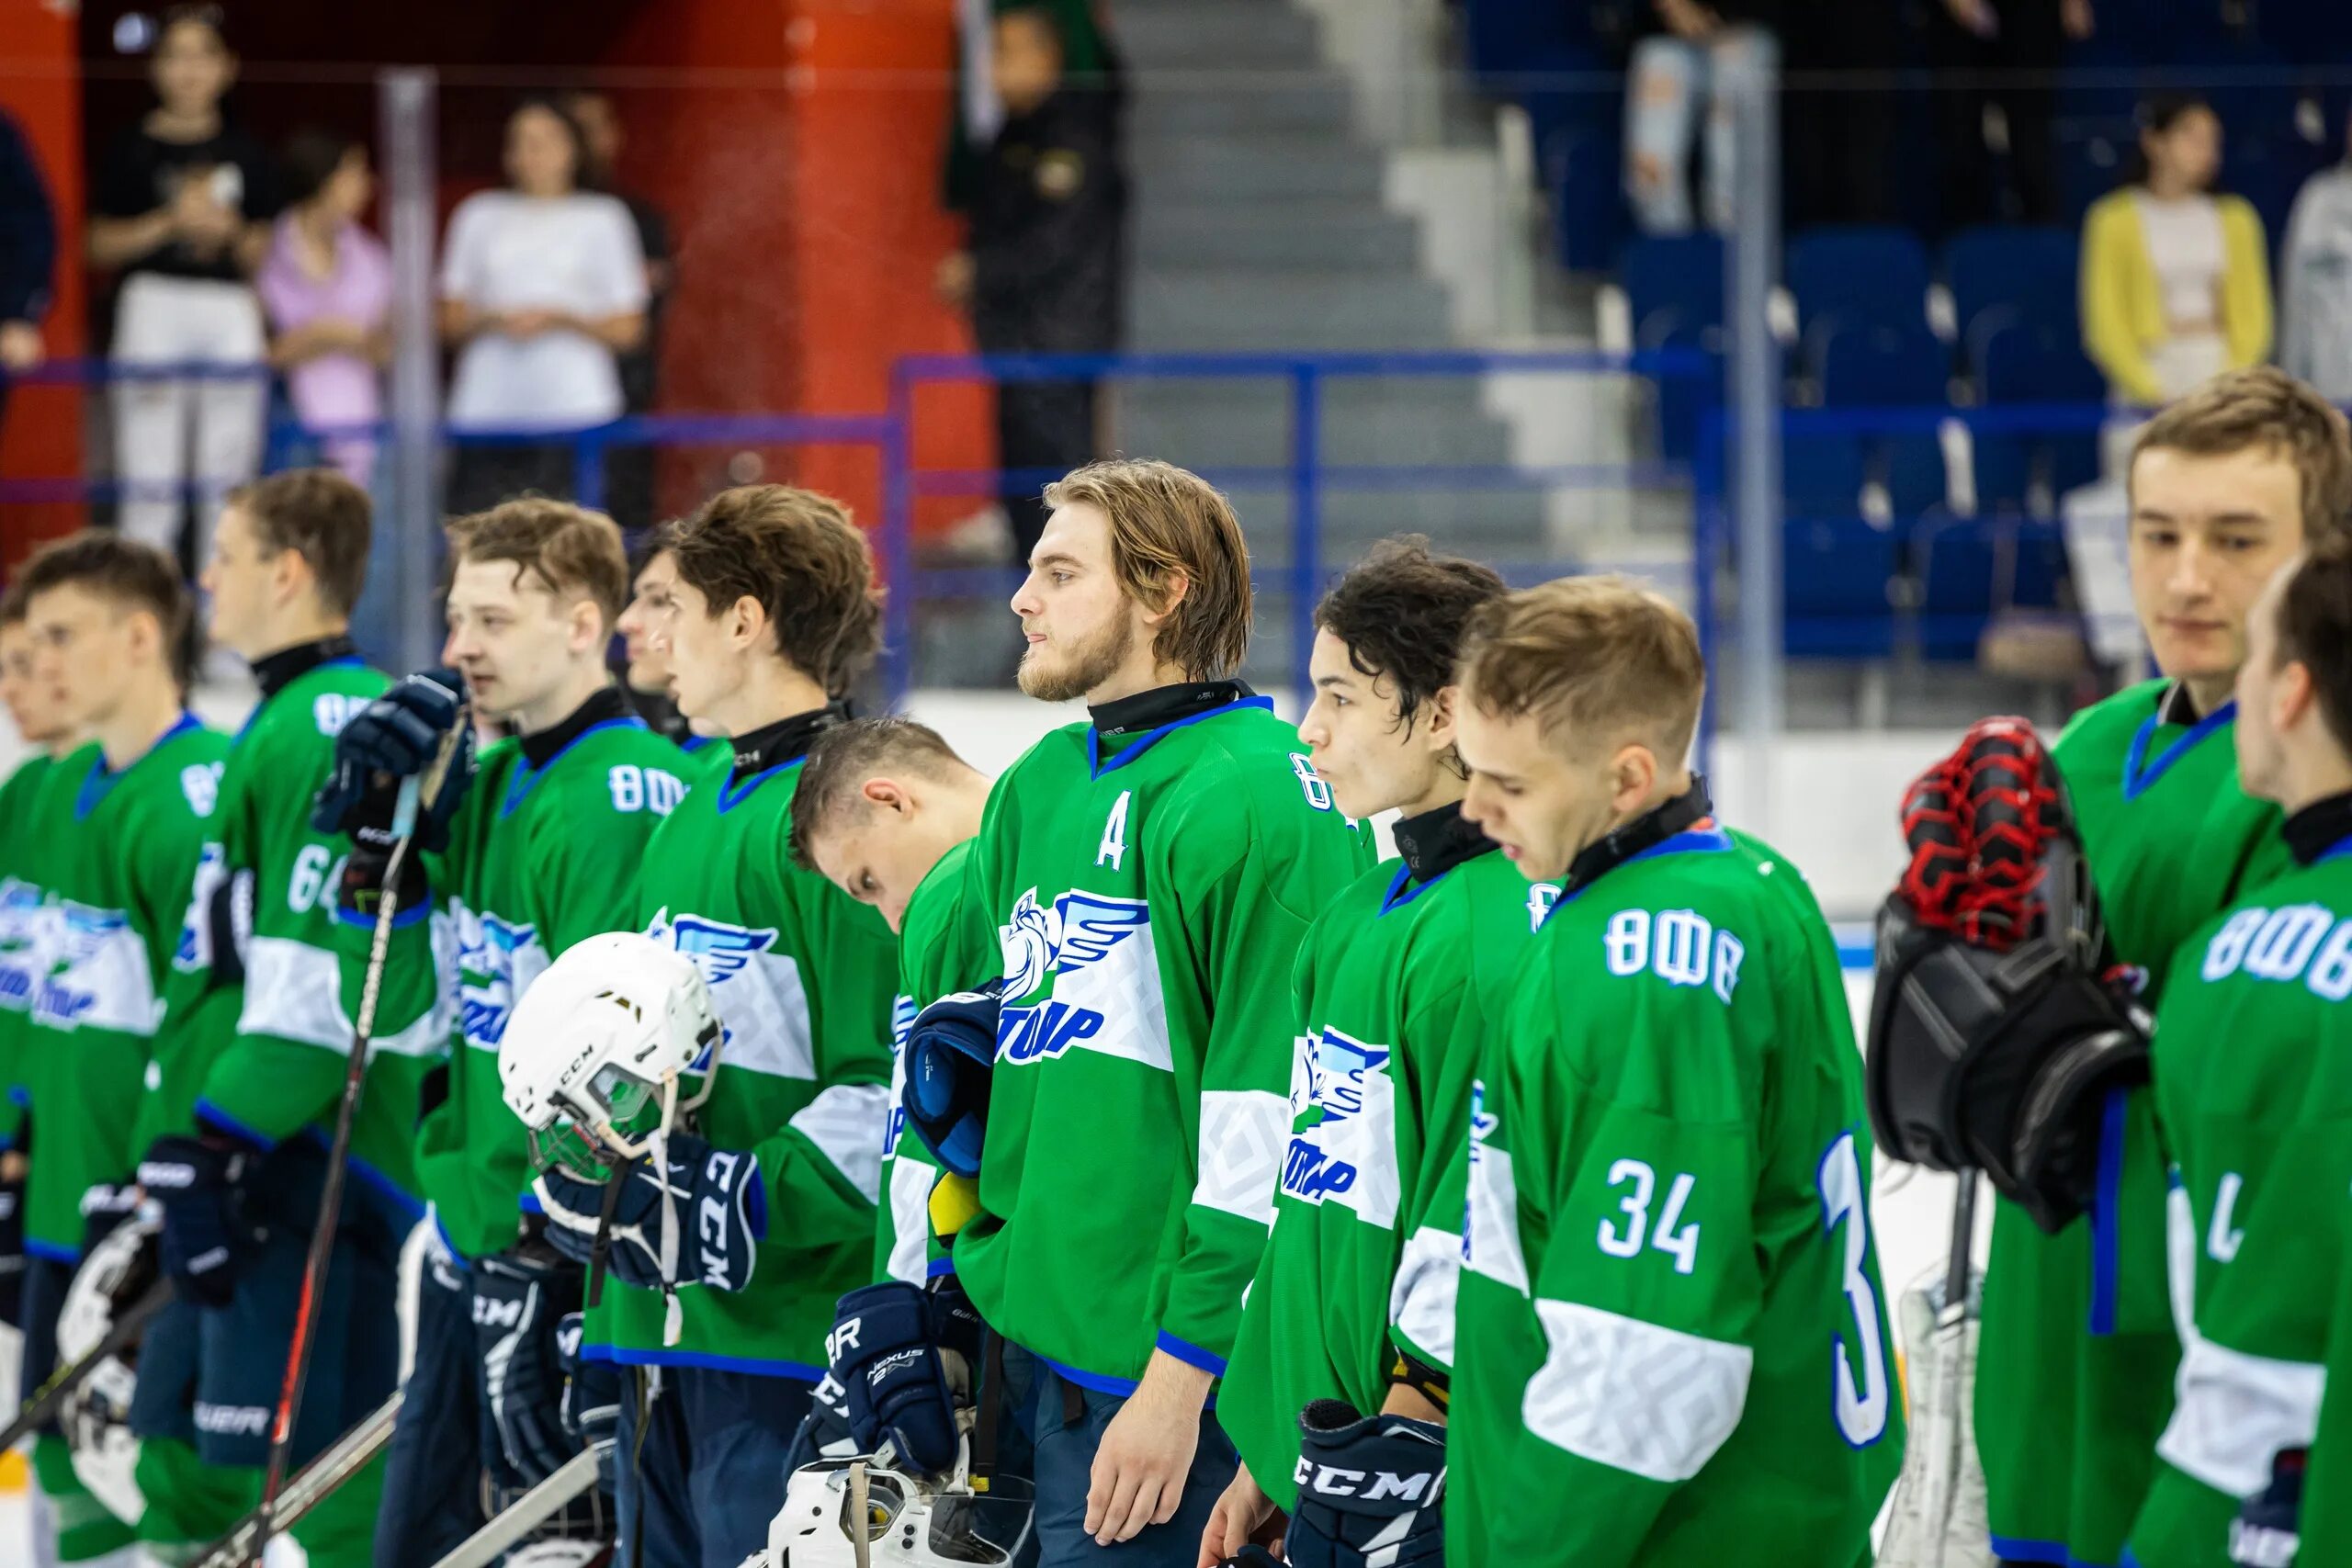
998;886;1150;1002
645;908;778;1070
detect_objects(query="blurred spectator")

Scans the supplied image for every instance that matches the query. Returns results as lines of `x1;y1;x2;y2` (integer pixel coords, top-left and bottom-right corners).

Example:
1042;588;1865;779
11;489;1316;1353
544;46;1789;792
2081;94;2271;407
1928;0;2094;229
565;89;671;530
88;6;283;570
938;3;1126;564
256;130;390;486
439;96;646;517
2281;107;2352;402
1622;0;1774;234
1780;0;1899;227
0;107;57;400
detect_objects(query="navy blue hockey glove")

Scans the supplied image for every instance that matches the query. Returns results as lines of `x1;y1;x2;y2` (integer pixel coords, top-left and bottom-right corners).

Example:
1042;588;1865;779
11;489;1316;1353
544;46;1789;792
136;1136;253;1309
311;668;475;852
782;1369;860;1474
472;1247;583;1489
76;1180;142;1267
533;1134;766;1292
1285;1401;1446;1568
826;1280;960;1476
555;1310;622;1494
0;1161;22;1325
2231;1447;2304;1568
905;981;1002;1178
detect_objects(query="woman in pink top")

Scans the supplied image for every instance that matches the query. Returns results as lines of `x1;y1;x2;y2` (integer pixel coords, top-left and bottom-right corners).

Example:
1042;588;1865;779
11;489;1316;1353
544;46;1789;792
255;129;390;485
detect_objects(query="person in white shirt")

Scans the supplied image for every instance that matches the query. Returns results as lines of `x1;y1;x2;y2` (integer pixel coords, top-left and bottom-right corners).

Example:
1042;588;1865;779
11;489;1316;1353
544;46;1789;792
2282;107;2352;404
439;96;647;515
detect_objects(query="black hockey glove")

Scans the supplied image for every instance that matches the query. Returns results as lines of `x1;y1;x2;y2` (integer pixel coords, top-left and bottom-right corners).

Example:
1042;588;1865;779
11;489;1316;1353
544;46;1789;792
2231;1448;2304;1568
904;982;1002;1178
311;669;475;895
472;1246;583;1489
1285;1401;1446;1568
76;1179;144;1263
534;1134;766;1292
0;1154;23;1325
136;1135;254;1309
555;1310;621;1494
825;1280;961;1476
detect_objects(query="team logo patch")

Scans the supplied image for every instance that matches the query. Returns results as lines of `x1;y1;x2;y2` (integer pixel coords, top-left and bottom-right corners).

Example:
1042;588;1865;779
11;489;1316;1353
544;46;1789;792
647;908;780;1068
456;908;542;1048
994;887;1169;1072
1281;1026;1399;1220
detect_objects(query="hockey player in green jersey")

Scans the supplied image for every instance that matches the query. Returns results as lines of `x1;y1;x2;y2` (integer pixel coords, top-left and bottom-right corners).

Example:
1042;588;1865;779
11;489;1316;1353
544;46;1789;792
1975;368;2347;1568
0;582;78;1294
922;459;1368;1568
1445;577;1901;1568
519;484;899;1568
105;471;396;1567
307;498;692;1564
2122;533;2352;1566
618;538;714;761
15;534;230;1567
1200;540;1521;1568
788;715;997;1287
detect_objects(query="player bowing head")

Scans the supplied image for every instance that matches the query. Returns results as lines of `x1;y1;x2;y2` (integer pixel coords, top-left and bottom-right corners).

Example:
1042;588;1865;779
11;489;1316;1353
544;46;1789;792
1295;536;1506;822
443;498;630;732
1443;576;1900;1568
788;716;993;935
1453;575;1704;882
655;484;883;735
1011;457;1252;704
2130;365;2352;716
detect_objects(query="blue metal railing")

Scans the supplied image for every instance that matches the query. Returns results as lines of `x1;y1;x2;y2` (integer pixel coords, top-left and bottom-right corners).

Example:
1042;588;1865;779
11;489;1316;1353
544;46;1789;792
7;346;1753;705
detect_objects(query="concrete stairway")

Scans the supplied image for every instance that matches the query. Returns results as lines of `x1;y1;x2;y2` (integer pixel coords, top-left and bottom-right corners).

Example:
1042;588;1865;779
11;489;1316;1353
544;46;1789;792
1110;0;1546;684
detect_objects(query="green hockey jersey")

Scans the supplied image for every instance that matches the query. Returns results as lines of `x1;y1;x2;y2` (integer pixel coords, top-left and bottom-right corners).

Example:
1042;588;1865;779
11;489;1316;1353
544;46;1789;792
172;653;418;1200
19;717;231;1255
0;751;58;1145
1447;818;1902;1568
2126;828;2352;1566
2297;1212;2352;1566
951;687;1372;1391
1979;681;2292;1568
586;713;899;1379
360;690;690;1260
1220;806;1548;1510
876;839;992;1286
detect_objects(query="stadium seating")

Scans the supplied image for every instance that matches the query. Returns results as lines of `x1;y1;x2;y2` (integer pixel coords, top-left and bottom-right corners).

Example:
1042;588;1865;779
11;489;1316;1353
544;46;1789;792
1786;226;1931;338
1784;513;1895;659
1942;226;2077;358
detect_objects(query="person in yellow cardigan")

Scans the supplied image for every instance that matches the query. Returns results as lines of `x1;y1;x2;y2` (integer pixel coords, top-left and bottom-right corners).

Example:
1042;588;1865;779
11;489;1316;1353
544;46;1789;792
2081;94;2272;407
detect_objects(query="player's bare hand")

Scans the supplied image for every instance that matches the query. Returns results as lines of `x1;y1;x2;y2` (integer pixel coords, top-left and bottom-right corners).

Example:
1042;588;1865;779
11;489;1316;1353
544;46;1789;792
503;308;562;338
1086;1350;1215;1545
935;251;975;309
0;321;41;374
1197;1461;1276;1568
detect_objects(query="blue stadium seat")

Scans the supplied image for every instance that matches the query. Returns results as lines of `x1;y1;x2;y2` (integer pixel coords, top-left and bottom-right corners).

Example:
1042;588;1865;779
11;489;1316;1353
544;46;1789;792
1785;514;1895;658
1621;233;1724;338
1816;322;1946;407
1977;321;2103;506
1645;318;1724;467
1943;226;2078;354
1916;517;1998;661
2012;520;2071;611
1787;225;1931;336
1783;430;1868;519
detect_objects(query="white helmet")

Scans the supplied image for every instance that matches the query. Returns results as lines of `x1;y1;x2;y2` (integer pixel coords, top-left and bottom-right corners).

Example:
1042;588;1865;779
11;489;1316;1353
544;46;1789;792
746;1436;1033;1568
500;931;722;1168
57;1213;160;1529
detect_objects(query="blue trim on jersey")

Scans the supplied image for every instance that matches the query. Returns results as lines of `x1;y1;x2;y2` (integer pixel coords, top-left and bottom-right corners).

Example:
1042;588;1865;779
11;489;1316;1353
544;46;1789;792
717;757;807;814
195;1099;281;1151
334;901;430;931
1088;695;1275;779
2088;1086;2130;1337
1986;1535;2070;1565
26;1237;79;1264
8;1084;28;1109
682;734;714;753
1379;861;1457;916
587;1344;826;1382
1153;1330;1227;1377
1545;827;1736;923
1037;1354;1141;1397
2121;700;2234;802
925;1256;957;1280
338;1146;425;1224
2320;832;2352;864
77;711;202;819
519;1190;545;1214
501;716;647;817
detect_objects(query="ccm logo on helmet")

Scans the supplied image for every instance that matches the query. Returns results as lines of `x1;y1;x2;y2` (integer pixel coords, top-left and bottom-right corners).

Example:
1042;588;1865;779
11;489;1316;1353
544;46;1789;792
1293;1459;1437;1504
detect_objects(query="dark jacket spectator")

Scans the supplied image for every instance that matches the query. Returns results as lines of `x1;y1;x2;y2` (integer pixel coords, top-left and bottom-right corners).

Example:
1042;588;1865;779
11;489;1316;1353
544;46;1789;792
0;108;56;379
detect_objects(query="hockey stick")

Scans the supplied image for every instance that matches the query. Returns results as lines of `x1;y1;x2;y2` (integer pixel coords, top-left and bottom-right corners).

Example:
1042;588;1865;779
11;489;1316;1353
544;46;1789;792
189;1390;404;1568
427;1446;602;1568
250;718;469;1559
0;1275;173;1451
1928;1167;1981;1568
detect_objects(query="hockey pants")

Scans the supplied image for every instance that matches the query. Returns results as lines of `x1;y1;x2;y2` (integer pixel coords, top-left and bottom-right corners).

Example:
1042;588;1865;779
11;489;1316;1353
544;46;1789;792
374;1231;487;1567
613;1362;814;1568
